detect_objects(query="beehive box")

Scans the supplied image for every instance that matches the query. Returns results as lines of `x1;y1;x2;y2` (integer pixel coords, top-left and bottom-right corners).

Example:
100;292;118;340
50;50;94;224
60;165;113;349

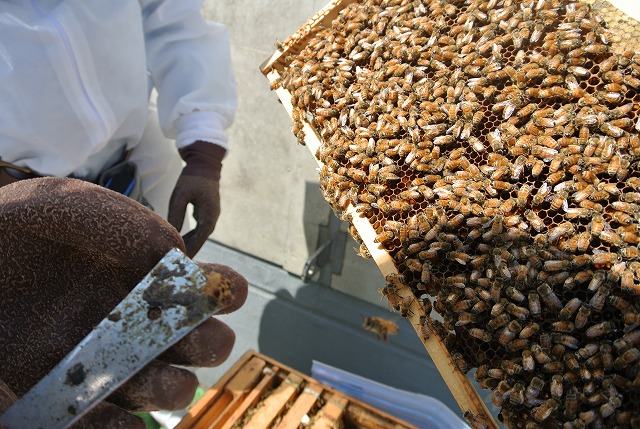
261;1;640;427
175;350;418;429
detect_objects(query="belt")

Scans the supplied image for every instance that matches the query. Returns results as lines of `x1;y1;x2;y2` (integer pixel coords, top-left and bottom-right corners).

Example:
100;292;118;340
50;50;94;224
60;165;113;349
0;159;41;180
0;147;132;182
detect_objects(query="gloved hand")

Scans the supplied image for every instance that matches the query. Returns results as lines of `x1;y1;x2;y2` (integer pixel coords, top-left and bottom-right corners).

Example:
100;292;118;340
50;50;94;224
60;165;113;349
0;178;248;429
169;141;226;258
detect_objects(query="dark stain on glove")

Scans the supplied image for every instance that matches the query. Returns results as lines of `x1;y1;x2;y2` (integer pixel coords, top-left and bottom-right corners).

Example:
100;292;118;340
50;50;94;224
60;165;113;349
0;177;185;396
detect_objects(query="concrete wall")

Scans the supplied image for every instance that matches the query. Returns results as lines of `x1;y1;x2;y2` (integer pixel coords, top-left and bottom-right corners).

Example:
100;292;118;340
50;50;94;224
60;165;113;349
201;1;386;306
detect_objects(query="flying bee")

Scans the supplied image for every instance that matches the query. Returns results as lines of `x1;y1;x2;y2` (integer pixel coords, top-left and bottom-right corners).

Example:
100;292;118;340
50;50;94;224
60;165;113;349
363;317;399;342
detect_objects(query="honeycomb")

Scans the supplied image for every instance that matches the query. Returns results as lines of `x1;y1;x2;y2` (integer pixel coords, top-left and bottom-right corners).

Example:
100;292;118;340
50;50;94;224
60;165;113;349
273;0;640;427
583;0;640;55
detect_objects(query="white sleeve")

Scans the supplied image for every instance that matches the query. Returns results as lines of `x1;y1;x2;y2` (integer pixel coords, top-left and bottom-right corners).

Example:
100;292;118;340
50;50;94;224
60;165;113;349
141;0;238;150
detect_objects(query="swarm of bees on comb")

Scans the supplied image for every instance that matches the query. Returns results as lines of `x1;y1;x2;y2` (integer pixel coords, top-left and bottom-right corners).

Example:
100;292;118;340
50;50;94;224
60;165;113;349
272;0;640;426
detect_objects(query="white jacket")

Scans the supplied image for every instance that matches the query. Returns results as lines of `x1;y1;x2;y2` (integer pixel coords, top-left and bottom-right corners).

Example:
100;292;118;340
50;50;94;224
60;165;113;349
0;0;237;179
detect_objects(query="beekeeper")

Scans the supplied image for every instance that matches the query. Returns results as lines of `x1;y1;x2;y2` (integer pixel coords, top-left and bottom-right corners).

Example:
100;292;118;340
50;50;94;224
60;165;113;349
0;0;238;258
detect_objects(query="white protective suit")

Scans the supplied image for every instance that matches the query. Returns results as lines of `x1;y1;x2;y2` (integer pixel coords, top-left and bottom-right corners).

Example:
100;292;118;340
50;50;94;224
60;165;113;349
0;0;237;216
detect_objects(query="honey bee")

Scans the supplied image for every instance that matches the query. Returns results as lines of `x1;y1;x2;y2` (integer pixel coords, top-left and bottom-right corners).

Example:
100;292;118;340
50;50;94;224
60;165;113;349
541;359;564;374
469;327;492;342
363;316;399;342
404;258;422;273
522;210;544;233
533;398;559;422
562;386;579;421
548;190;569;211
488;379;511;408
563;206;594;220
451;351;470;374
374;230;394;244
526;290;541;320
464;411;489;429
498;320;523;344
536;283;562;310
546;374;563;400
614;347;640;370
591;252;619;269
562;349;581;372
559;297;582;320
547;222;574;244
599;395;623;419
585;321;615;339
532;183;551;206
504;286;525;303
487;313;511;332
543;259;571;272
529;343;552;367
522;376;544;407
552;332;580;349
500;359;523;376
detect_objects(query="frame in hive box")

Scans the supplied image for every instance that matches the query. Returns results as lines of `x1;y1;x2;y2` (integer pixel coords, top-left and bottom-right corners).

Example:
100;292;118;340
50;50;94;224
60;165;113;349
176;349;420;429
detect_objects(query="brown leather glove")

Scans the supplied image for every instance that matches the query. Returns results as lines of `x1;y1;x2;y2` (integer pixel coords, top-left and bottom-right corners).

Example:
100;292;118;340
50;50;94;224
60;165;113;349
0;178;248;428
169;141;226;258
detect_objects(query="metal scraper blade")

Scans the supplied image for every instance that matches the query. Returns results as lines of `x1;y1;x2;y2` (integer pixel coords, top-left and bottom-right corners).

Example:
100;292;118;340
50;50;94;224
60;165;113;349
0;247;225;429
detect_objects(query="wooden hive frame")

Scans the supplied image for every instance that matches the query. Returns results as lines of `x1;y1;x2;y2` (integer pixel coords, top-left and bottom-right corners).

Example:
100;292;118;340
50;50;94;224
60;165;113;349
259;1;499;427
176;349;420;429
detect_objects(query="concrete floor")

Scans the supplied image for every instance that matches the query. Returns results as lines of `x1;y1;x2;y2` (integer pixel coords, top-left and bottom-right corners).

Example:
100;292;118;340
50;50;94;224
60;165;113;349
191;239;475;422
